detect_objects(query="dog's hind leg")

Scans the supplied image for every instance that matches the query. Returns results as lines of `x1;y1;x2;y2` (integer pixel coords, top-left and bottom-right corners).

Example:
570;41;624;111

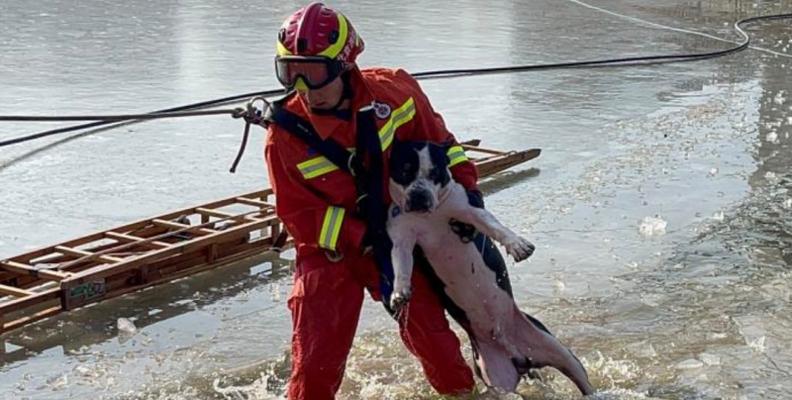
473;338;521;392
509;308;594;395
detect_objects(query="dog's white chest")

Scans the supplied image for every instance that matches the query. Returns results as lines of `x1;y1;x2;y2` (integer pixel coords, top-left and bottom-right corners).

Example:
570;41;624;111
389;195;512;324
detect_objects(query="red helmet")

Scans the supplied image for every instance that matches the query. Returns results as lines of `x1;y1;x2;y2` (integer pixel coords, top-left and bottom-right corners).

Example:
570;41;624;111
276;2;364;65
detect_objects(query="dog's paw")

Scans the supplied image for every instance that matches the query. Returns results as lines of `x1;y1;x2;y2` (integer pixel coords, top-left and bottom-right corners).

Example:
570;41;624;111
389;287;412;313
505;236;535;262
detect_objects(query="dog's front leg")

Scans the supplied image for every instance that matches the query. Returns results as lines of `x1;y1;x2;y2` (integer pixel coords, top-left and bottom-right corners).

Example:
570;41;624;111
388;226;417;312
458;206;535;262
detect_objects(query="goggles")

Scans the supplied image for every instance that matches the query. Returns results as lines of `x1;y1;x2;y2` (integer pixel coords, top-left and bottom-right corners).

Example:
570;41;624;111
274;56;345;90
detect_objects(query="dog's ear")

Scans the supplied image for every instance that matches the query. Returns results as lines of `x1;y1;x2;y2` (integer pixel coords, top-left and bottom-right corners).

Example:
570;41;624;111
438;141;453;165
425;142;451;172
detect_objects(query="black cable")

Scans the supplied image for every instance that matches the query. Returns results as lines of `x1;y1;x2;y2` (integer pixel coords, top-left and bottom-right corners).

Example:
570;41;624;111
413;13;792;78
0;89;284;147
1;12;790;149
0;109;241;122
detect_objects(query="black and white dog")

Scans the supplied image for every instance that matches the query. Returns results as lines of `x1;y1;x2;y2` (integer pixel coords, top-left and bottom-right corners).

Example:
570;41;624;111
386;141;594;396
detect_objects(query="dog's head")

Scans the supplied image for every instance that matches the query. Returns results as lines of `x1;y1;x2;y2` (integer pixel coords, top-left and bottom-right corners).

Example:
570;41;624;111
388;141;451;213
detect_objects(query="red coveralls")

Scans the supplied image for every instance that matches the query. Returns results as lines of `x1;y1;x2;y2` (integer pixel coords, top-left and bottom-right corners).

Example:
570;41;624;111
264;67;478;400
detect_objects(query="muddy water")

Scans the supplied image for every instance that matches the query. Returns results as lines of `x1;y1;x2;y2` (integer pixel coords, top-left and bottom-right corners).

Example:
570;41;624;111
1;0;791;399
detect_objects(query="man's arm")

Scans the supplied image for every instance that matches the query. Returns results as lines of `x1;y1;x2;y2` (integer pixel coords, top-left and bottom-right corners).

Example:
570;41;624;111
265;132;366;256
395;69;479;193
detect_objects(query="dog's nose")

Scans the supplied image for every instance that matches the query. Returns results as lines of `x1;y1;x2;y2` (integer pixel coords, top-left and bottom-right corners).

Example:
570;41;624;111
406;190;432;212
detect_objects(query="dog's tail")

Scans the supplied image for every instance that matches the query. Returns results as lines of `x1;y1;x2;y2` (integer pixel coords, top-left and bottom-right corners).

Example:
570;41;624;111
510;309;594;395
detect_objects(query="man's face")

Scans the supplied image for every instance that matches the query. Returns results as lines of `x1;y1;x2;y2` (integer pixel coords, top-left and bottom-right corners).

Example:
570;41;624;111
298;76;344;110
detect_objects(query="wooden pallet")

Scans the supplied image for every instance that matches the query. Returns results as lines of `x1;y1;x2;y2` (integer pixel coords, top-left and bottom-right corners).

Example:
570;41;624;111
0;142;539;334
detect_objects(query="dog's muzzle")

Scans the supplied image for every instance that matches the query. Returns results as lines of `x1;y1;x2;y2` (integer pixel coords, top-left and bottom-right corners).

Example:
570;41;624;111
405;189;433;213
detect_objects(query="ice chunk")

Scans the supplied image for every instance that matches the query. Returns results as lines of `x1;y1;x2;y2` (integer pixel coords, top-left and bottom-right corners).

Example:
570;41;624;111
46;374;68;390
773;91;786;105
699;353;721;366
676;359;703;369
747;336;766;353
639;216;667;236
117;318;137;335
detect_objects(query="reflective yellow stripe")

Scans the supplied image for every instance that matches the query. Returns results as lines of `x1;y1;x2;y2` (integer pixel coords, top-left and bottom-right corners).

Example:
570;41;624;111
296;97;417;179
297;147;356;179
276;40;292;56
297;156;338;179
319;206;345;251
447;145;469;167
379;97;416;151
318;14;348;59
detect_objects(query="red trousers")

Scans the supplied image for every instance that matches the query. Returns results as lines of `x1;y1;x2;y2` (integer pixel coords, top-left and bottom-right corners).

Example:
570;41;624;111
286;252;474;400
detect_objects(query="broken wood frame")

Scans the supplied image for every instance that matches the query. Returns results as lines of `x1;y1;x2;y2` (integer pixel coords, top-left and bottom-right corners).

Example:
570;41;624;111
0;141;540;334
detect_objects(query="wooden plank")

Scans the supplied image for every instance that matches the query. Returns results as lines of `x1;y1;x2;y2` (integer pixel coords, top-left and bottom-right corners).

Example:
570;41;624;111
8;232;106;264
63;236;270;311
477;149;541;177
105;232;170;248
152;219;215;235
0;143;540;333
195;208;270;222
460;139;482;146
62;277;107;310
462;144;506;155
0;261;69;281
235;197;274;208
58;210;266;272
63;216;279;284
0;287;61;316
0;284;34;297
7;189;273;265
54;246;124;263
2;305;62;333
196;207;234;219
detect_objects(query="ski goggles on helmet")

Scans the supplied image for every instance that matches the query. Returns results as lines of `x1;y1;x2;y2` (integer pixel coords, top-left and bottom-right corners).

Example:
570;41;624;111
274;56;345;90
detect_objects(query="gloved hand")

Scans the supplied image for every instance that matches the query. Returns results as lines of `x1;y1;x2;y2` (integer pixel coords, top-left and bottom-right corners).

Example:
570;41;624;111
449;189;485;243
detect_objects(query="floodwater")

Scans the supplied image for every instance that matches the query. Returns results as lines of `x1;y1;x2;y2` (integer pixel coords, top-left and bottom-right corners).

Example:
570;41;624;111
1;0;791;399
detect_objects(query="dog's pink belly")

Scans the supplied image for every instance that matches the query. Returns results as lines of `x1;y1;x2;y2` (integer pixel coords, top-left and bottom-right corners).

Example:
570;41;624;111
419;230;515;337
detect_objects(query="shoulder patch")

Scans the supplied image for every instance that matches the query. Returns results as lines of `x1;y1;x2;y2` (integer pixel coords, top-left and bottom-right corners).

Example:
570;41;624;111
373;101;392;119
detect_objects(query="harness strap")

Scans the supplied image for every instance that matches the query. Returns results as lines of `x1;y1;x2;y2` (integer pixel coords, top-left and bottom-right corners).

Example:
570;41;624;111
264;97;362;177
265;98;396;302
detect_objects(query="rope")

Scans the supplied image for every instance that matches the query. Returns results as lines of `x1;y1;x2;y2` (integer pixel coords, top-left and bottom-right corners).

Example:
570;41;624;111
0;109;244;122
0;88;284;148
1;12;790;149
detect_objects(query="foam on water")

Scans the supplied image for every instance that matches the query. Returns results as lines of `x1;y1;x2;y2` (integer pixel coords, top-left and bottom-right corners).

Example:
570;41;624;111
638;216;667;236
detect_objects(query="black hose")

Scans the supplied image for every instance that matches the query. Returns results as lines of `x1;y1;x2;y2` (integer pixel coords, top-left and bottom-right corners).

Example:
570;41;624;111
0;89;284;147
1;12;790;149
